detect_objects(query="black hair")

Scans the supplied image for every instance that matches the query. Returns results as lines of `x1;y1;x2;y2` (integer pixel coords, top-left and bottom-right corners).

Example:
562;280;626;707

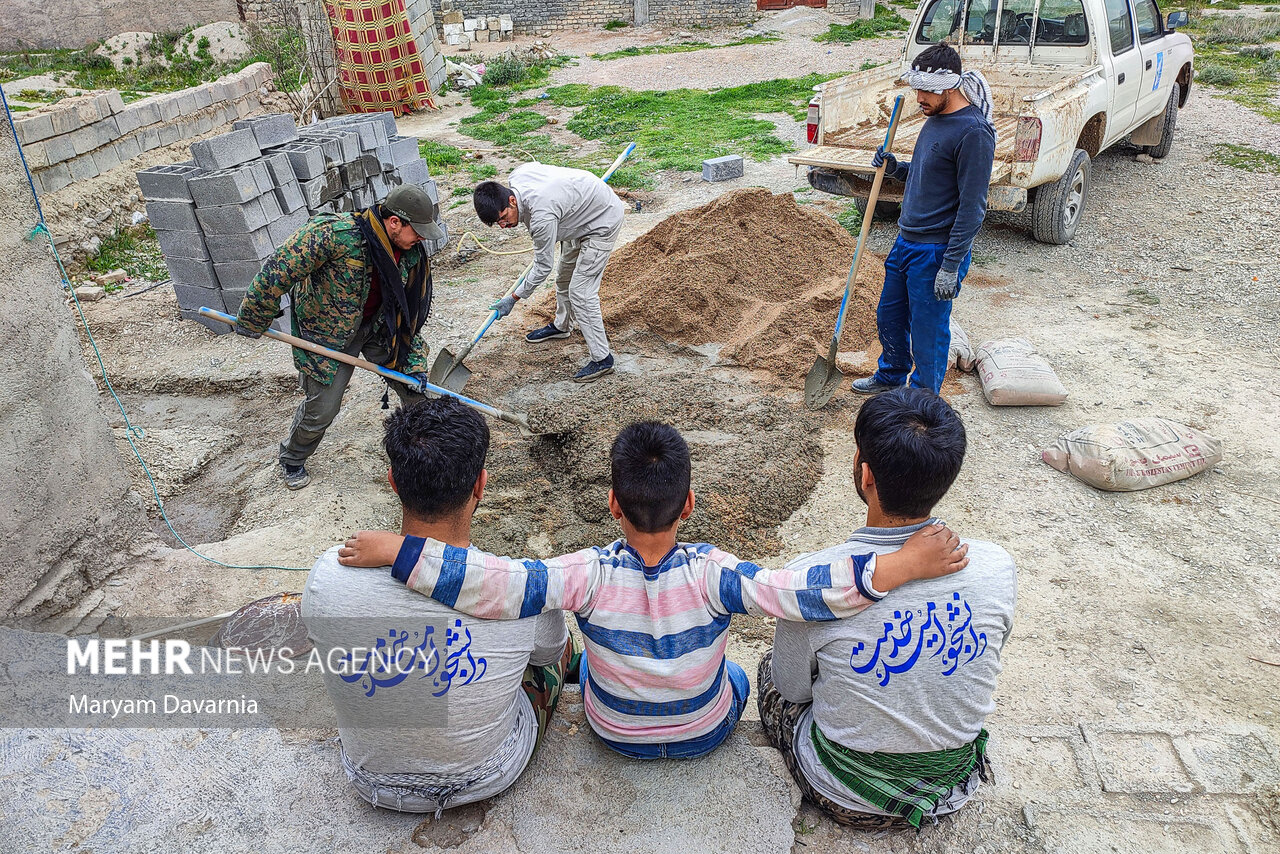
473;181;513;226
610;422;692;534
383;398;490;521
854;388;966;519
912;41;963;75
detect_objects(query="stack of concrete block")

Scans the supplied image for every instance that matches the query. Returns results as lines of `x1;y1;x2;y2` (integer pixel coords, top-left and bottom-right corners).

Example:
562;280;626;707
13;63;273;197
439;1;514;48
138;111;447;335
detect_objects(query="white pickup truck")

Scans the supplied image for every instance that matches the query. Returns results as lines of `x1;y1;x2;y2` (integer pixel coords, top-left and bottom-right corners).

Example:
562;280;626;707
791;0;1195;243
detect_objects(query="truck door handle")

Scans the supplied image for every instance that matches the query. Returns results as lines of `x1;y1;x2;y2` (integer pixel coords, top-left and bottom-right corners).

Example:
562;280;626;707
1145;59;1153;69
1118;73;1126;84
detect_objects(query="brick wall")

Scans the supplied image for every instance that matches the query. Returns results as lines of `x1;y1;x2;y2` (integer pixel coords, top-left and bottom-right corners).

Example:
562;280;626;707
4;0;240;50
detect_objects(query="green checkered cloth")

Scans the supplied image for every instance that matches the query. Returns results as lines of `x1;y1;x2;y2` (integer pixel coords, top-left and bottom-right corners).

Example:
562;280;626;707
810;723;989;828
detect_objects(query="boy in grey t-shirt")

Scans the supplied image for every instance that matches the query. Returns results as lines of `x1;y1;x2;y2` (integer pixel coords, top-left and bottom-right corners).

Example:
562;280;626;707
302;398;573;814
759;388;1016;829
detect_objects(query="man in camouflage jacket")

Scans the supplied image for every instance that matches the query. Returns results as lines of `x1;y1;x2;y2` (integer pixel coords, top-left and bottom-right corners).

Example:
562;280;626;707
235;185;444;490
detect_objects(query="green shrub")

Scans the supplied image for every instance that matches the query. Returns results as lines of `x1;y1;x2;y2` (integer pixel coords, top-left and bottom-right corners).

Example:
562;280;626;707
483;53;528;87
1198;64;1240;85
815;4;908;42
604;20;630;30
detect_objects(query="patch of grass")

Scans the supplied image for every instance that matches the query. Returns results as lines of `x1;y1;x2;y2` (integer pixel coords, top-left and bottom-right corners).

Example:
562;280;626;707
460;108;548;145
1185;11;1280;120
835;201;863;236
419;140;466;172
815;4;909;42
1212;142;1280;172
545;74;841;172
451;185;472;197
604;19;630;30
1199;12;1280;42
1126;287;1160;305
467;162;498;182
1198;64;1239;85
590;34;778;61
84;225;168;285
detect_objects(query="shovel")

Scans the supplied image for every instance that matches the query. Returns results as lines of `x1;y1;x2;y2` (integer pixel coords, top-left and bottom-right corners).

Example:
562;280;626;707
428;141;638;393
804;94;904;411
197;307;553;438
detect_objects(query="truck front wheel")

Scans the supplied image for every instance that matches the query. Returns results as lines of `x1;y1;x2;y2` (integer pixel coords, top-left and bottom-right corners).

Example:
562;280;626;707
1032;148;1091;245
1145;82;1180;159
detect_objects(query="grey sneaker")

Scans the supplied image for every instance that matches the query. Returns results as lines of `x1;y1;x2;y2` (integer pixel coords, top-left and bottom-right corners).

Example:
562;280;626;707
573;354;615;383
526;323;571;343
279;462;311;490
851;376;901;395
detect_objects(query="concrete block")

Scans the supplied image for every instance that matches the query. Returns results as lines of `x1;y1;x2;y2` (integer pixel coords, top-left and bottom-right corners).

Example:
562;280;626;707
158;122;183;147
206;228;275;263
272;143;326;180
220;287;253;315
114;105;144;134
264;152;296;186
212;261;264;290
275;181;306;214
91;144;121;174
369;172;388;201
140;127;163;151
361;111;397;139
195;113;215;135
351;184;374;209
269;296;293;334
154;228;210;261
164;255;219;289
443;10;463;23
14;113;55;144
207;80;229;104
259;188;283;222
399;158;429;187
338;160;368;186
190;129;261;171
457;34;472;51
442;23;464;36
445;32;462;45
146;199;201;231
188;166;261;208
300;129;360;162
67;126;99;157
250;159;273;194
103;90;126;114
389;135;419;167
295;134;342;167
20;140;49;170
67;154;101;182
195;198;270;234
175;91;200;117
50;107;83;136
463;17;478;30
193;86;214;110
171;282;222;311
440;0;454;11
179;307;233;334
38;163;73;194
422;218;449;257
500;15;513;32
267;209;309;246
299;175;330;209
114;134;142;162
156;96;181;122
475;17;487;30
233;113;299;149
487;16;501;30
702;154;744;182
355;152;382;179
74;98;102;125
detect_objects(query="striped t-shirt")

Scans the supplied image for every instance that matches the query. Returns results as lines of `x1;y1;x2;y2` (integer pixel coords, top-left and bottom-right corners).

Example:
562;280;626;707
391;537;883;745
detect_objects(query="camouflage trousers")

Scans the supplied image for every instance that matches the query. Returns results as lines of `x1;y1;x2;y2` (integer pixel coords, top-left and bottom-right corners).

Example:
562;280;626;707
757;652;910;831
279;316;426;467
521;633;579;752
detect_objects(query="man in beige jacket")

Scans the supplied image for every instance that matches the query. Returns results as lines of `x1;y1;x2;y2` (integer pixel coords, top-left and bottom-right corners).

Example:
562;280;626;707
474;163;624;383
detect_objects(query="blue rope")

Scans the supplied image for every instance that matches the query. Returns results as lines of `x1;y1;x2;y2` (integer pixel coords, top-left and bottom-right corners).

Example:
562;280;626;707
3;87;307;573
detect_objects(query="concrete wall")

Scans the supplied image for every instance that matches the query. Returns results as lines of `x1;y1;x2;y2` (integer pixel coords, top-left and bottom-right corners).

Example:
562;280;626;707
4;0;240;50
0;114;149;630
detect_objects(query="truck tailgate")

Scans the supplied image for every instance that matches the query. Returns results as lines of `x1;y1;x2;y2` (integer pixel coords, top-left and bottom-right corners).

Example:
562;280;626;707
790;112;1021;183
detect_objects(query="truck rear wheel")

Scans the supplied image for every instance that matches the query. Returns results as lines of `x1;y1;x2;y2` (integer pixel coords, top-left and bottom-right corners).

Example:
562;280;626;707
1032;148;1091;245
853;196;901;222
1145;82;1180;160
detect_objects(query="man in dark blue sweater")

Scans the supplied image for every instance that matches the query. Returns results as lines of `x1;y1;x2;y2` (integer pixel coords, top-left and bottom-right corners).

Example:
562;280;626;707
853;42;997;397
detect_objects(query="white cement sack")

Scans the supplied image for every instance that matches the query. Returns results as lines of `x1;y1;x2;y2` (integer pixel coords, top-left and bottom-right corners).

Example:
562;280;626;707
1042;417;1223;491
948;319;976;372
975;338;1067;406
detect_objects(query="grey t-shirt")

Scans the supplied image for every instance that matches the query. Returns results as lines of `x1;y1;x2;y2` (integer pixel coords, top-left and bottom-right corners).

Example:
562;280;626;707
302;547;568;801
770;521;1017;813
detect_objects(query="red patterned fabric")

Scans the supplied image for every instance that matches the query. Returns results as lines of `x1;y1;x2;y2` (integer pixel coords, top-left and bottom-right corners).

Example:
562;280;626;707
324;0;434;116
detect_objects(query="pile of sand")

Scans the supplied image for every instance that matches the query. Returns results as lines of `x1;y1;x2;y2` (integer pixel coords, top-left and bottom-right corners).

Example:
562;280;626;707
599;188;882;383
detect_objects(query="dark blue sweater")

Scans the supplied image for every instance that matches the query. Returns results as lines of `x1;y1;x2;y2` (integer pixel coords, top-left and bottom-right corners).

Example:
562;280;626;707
887;105;996;273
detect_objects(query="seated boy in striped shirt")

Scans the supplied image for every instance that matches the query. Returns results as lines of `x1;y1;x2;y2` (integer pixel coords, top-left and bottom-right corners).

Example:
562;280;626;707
338;421;968;759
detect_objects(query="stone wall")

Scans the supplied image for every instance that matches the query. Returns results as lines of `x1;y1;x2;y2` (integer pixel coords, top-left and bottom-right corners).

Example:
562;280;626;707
4;0;240;50
428;0;875;33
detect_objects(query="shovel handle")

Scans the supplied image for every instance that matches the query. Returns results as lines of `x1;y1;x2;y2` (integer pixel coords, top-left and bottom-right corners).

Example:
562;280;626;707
826;96;904;359
197;307;531;431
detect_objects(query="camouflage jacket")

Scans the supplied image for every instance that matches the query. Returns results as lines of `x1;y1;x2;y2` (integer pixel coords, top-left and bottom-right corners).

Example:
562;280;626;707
236;213;431;385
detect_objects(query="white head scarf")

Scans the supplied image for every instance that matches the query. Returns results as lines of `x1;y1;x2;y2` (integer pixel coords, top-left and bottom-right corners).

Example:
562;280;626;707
901;65;995;135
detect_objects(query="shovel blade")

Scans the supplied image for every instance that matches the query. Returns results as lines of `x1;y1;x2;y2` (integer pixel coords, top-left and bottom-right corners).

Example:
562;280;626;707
428;347;472;394
804;356;843;411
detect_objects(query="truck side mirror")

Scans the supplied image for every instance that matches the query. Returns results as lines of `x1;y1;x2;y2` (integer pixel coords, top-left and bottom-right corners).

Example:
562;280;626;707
1167;10;1189;29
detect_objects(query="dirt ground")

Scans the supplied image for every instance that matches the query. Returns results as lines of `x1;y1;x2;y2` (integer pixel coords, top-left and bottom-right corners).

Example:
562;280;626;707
54;11;1280;853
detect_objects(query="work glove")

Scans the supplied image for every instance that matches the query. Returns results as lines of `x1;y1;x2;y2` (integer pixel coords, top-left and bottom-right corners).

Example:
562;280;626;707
871;146;897;173
934;267;960;302
233;324;261;339
490;294;517;318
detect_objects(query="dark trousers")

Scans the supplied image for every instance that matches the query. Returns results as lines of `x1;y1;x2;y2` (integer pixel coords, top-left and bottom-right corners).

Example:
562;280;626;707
279;318;425;467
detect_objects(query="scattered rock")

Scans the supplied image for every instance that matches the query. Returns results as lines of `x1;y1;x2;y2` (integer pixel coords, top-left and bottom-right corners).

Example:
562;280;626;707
1135;152;1155;164
74;286;106;302
97;269;129;284
181;22;251;64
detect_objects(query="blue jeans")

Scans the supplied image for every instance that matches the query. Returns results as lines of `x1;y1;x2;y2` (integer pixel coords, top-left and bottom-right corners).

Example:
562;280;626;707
872;235;971;395
586;659;751;760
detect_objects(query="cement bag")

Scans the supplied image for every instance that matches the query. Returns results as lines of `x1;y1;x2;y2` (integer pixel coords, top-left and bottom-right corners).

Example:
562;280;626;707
976;338;1067;406
1042;418;1222;491
948;319;976;373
